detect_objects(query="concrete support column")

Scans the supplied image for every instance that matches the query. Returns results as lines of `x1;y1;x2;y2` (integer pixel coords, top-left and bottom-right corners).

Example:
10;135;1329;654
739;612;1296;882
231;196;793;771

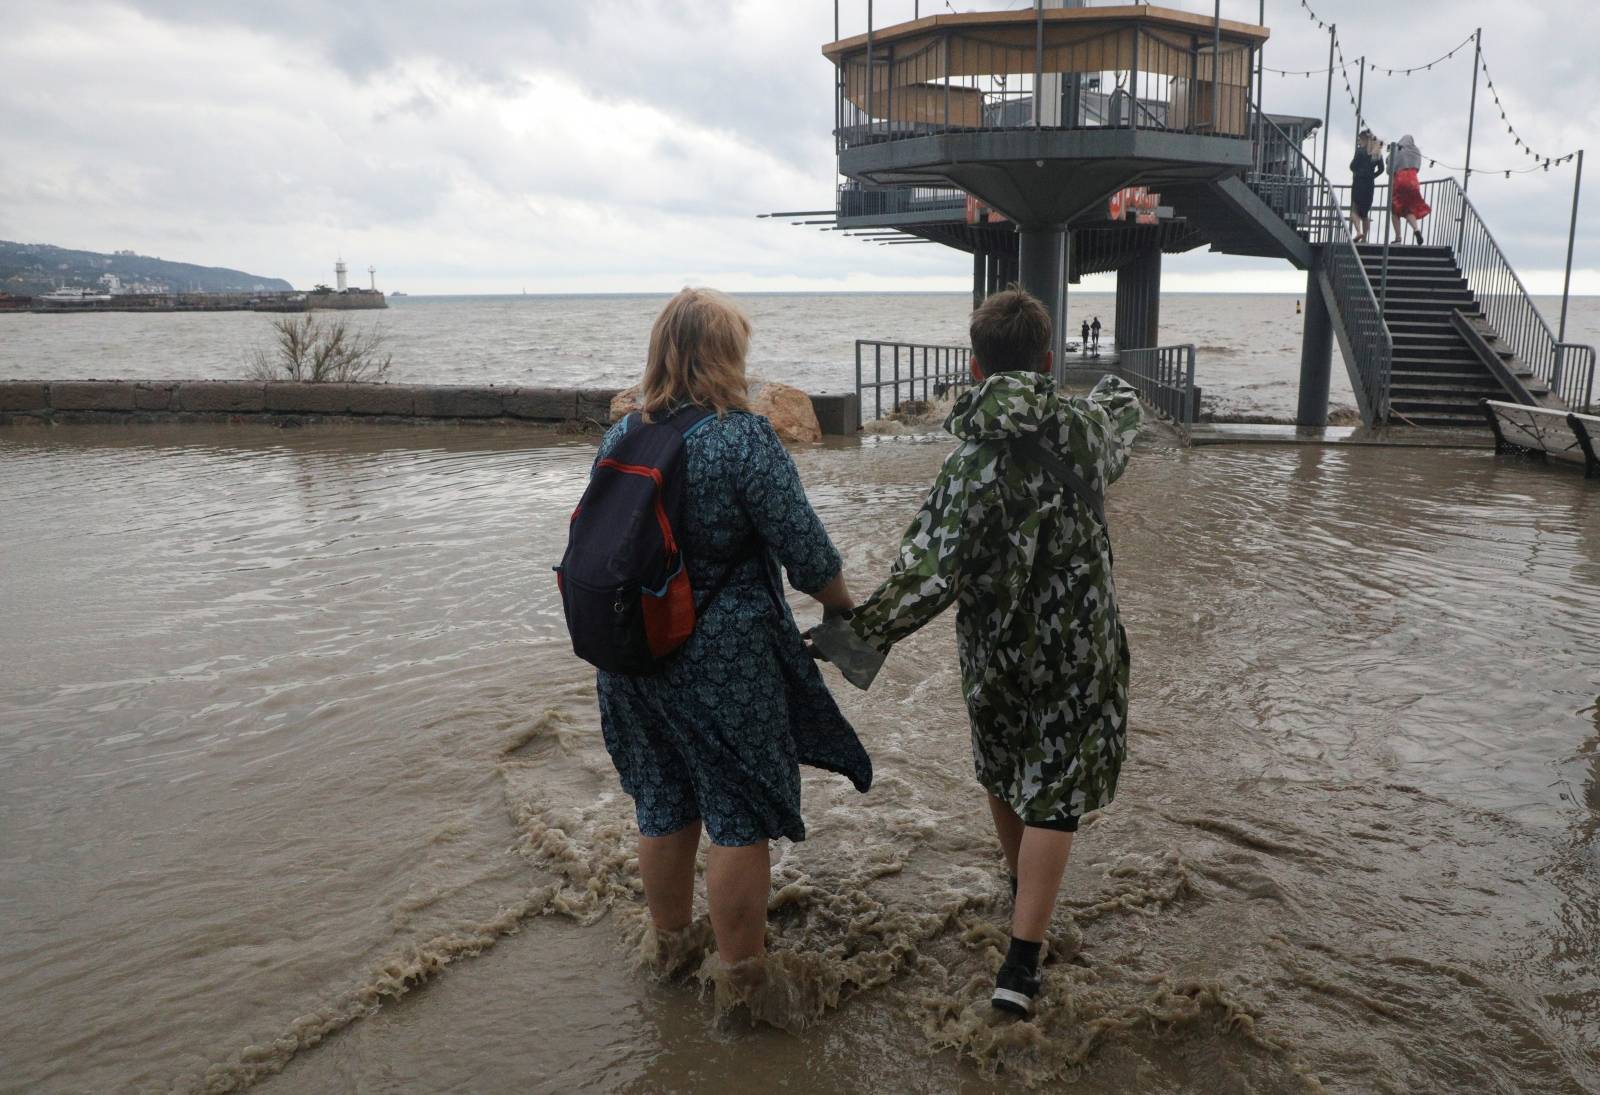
1114;245;1162;352
973;251;985;311
1018;223;1068;368
1297;262;1333;427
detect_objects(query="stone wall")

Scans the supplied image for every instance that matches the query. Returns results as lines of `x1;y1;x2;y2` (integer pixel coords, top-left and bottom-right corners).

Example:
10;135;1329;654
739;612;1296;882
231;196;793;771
0;380;863;436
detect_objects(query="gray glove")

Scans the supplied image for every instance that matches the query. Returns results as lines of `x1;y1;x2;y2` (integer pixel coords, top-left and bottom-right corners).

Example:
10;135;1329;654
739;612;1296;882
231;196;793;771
803;613;887;691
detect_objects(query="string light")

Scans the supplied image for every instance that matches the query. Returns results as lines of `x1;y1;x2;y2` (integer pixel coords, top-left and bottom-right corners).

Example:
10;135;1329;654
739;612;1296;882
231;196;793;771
1266;31;1473;79
1474;48;1576;170
1332;40;1363;129
1279;5;1580;180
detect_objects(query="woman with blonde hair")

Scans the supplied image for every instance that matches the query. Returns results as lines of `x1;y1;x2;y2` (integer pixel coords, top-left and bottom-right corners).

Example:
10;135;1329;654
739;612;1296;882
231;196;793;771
1349;129;1384;243
590;288;869;976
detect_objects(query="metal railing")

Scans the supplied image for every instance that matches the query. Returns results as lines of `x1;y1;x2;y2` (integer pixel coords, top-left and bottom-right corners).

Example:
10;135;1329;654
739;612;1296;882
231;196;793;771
854;339;973;421
1556;344;1596;414
1119;344;1199;433
1246;107;1319;231
837;183;967;220
1373;176;1593;414
856;338;1204;438
1247;108;1393;422
836;19;1256;150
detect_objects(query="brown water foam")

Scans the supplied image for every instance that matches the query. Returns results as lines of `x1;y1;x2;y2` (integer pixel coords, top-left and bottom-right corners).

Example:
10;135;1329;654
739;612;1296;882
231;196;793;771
474;688;1326;1090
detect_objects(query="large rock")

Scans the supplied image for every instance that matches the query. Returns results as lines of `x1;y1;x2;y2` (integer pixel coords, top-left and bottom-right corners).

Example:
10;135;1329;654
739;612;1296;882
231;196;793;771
750;380;821;443
608;378;821;443
608;385;644;421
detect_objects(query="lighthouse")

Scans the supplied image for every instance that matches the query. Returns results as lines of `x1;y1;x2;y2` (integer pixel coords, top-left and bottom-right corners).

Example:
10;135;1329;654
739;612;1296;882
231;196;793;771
335;257;348;292
368;265;377;291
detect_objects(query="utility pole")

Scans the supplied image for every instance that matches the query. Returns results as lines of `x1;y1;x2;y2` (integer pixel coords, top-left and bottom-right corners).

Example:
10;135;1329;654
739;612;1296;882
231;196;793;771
866;0;874;139
1254;0;1265;160
1320;24;1336;182
1212;0;1221;135
834;1;842;152
1463;28;1482;194
1559;149;1584;347
1034;0;1044;130
1355;56;1365;131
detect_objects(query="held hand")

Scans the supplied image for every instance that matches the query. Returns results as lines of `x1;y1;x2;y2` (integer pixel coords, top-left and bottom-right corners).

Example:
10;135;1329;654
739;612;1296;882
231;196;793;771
805;614;887;691
803;607;851;659
801;625;828;662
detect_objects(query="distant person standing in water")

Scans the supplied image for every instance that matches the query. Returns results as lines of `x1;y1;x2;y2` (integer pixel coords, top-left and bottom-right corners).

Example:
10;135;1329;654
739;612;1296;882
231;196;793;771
811;289;1142;1017
584;289;870;982
1390;134;1431;245
1349;130;1384;242
1090;315;1102;355
1081;319;1090;356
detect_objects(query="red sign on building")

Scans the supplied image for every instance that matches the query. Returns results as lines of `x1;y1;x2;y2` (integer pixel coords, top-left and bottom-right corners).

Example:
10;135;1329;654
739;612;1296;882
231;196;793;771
1109;186;1161;224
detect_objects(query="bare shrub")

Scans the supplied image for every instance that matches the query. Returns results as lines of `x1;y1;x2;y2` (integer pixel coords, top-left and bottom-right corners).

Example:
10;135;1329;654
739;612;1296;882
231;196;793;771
248;314;393;383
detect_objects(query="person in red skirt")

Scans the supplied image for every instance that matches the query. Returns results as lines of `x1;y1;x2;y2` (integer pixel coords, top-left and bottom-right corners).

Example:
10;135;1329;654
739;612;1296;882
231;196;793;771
1390;134;1431;245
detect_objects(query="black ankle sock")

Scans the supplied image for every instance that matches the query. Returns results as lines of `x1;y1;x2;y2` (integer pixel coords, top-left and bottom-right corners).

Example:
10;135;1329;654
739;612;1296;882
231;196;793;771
1005;936;1042;973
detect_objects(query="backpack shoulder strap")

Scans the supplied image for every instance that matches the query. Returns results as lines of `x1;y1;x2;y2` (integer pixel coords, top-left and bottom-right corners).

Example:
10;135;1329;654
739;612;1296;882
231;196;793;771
658;405;716;437
1010;431;1107;532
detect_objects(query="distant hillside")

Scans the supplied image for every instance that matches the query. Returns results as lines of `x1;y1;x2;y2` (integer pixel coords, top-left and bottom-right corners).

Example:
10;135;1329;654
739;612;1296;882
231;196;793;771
0;241;293;296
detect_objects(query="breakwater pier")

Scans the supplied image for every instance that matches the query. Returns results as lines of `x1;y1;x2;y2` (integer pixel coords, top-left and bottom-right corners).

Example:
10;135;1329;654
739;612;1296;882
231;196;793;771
0;379;861;435
0;287;387;315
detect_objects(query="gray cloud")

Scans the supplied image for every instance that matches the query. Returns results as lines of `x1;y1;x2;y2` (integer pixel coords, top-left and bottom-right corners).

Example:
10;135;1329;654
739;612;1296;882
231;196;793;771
0;0;1593;295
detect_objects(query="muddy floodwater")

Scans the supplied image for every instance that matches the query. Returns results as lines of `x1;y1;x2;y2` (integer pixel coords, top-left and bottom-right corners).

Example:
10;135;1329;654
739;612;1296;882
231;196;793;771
2;419;1598;1094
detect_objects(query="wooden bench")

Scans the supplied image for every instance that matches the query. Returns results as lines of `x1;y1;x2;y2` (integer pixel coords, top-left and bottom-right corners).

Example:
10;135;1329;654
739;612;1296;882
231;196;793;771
1481;399;1600;478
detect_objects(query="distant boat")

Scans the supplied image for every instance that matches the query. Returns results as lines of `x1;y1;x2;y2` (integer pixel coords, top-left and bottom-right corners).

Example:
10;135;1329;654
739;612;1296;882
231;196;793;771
38;287;113;307
389;291;408;297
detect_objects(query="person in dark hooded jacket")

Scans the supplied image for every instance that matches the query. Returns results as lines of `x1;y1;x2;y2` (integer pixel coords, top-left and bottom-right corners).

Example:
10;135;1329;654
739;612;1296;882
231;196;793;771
1349;130;1384;242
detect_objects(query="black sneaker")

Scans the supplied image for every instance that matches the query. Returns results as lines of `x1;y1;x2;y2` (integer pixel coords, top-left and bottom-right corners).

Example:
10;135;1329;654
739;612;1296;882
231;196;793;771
990;961;1040;1016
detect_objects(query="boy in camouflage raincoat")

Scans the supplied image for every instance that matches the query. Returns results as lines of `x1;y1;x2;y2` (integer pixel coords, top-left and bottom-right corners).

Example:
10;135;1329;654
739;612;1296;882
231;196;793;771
810;289;1142;1016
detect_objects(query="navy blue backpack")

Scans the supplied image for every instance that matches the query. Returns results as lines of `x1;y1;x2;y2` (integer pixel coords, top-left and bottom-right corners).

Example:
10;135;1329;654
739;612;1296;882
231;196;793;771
555;406;749;675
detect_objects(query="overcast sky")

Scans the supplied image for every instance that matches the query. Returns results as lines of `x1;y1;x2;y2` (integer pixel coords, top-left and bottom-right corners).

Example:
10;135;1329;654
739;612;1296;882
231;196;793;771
1;0;1594;294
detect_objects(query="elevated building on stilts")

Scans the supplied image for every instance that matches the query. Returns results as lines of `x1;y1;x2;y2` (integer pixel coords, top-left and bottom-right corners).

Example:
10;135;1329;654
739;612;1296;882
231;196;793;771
802;1;1594;429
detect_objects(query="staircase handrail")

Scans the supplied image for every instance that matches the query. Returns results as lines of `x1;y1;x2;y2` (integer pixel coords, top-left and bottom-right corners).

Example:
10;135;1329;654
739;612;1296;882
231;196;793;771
1248;109;1323;190
1427;175;1596;410
1108;87;1166;130
1249;102;1395;421
1554;343;1596;415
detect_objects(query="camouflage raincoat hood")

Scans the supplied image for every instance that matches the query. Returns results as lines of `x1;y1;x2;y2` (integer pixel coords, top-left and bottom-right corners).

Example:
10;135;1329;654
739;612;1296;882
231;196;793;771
945;369;1057;442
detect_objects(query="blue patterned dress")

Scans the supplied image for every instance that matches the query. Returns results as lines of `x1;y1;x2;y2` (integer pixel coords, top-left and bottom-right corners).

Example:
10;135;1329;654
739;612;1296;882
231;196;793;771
593;410;872;846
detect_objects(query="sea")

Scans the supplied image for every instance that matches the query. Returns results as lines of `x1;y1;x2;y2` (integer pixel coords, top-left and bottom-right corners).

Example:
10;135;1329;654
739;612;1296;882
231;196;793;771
4;292;1596;421
2;294;1599;1093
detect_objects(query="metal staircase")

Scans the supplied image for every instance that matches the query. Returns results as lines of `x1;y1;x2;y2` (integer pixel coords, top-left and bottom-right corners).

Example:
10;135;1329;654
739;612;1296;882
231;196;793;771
1232;113;1595;426
1361;245;1502;427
